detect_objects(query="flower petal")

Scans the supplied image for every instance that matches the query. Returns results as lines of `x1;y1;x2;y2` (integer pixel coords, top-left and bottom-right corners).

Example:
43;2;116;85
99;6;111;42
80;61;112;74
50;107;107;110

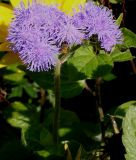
0;3;13;25
57;0;86;14
10;0;32;7
0;3;13;42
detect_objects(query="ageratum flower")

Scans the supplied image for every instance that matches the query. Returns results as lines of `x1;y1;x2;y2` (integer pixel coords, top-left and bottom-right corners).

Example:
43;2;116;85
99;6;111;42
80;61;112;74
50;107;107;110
0;0;86;68
7;1;83;71
72;2;123;51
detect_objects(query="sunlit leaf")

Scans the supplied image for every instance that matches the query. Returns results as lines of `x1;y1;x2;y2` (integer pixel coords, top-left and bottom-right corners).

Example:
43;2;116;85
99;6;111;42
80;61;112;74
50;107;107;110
68;45;98;79
8;86;23;98
4;101;30;128
114;101;136;117
122;27;136;48
116;13;123;26
4;70;25;82
110;47;134;62
122;103;136;160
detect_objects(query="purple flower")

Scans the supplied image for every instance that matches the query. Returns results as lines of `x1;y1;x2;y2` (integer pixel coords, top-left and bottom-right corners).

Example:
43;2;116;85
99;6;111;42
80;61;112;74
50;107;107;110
7;1;83;71
56;16;84;46
72;2;123;51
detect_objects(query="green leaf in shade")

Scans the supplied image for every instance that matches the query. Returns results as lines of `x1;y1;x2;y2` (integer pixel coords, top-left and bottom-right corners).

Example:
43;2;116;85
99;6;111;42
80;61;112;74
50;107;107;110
8;86;23;98
44;108;80;129
122;103;136;160
61;80;85;98
114;101;136;117
0;140;33;160
122;27;136;48
40;128;53;147
28;70;54;89
4;72;25;82
4;101;30;128
36;144;64;159
68;45;98;78
22;124;64;156
23;82;38;98
28;68;85;98
21;125;44;150
92;52;113;78
110;47;134;62
116;13;123;26
103;73;117;81
2;64;25;82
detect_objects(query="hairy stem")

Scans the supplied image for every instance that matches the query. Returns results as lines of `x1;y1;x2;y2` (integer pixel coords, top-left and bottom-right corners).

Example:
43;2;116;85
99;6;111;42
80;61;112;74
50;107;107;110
95;77;105;141
53;60;61;144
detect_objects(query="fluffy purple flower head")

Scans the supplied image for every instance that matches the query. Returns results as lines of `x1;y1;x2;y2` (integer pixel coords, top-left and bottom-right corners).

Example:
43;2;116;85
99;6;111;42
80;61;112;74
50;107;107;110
56;16;84;46
72;2;123;51
8;1;83;71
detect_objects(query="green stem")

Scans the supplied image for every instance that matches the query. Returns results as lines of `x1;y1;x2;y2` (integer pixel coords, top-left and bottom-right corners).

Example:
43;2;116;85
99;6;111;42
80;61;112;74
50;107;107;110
53;60;61;144
95;77;105;141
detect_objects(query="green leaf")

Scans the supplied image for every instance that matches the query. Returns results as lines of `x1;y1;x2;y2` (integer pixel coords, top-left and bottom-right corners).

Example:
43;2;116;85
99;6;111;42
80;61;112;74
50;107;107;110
61;80;85;98
68;45;98;79
110;47;134;62
36;144;64;159
36;150;51;158
113;101;136;130
103;73;117;81
28;70;54;89
23;82;38;98
40;128;53;147
44;108;80;129
122;27;136;48
8;86;23;98
4;72;25;82
122;103;136;160
92;52;113;78
28;68;85;98
116;13;123;26
114;101;136;117
21;125;44;150
4;101;30;128
0;140;32;160
58;128;72;137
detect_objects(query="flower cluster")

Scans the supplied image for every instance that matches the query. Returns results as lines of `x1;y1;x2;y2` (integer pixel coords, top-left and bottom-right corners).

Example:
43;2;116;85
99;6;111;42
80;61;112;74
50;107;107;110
72;2;122;51
8;1;83;71
8;1;122;72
